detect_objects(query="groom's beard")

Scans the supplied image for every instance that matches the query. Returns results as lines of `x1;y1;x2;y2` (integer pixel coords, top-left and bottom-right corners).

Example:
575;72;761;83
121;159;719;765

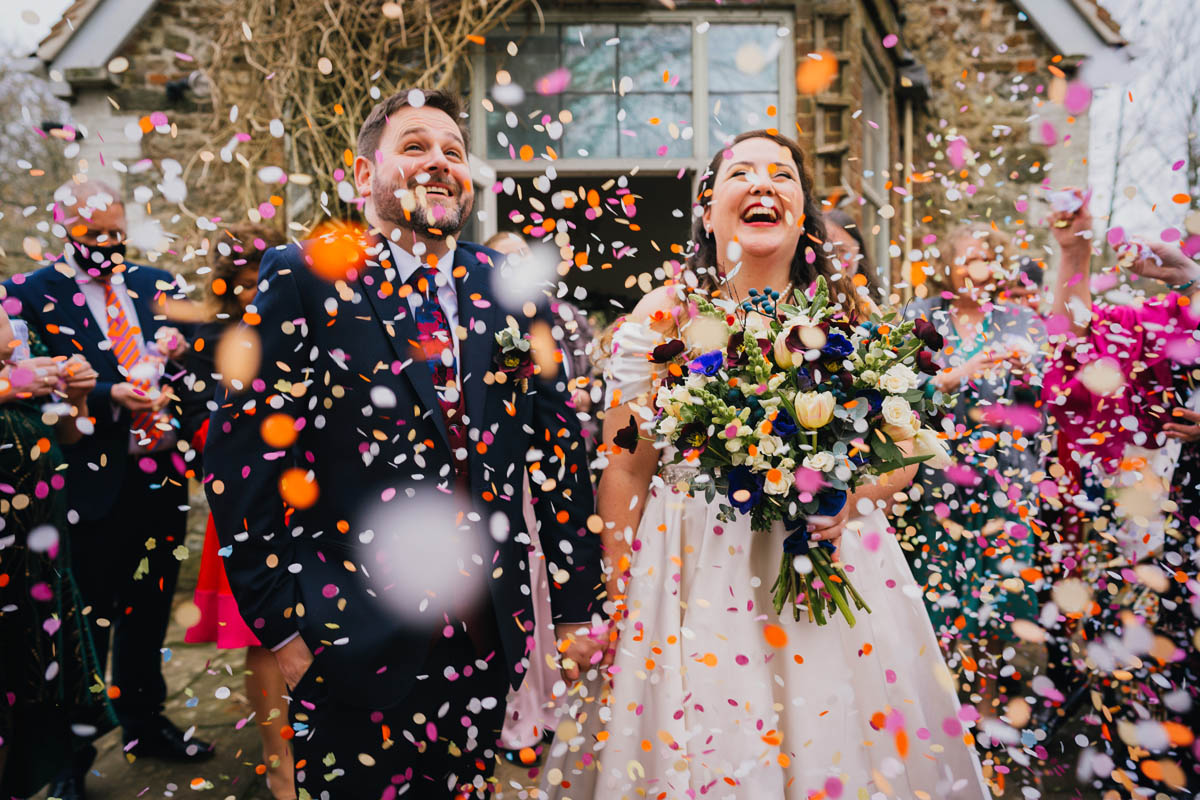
374;174;473;238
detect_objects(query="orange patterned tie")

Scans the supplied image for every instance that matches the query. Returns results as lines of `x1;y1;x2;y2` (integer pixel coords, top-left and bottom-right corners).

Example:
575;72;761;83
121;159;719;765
101;279;168;449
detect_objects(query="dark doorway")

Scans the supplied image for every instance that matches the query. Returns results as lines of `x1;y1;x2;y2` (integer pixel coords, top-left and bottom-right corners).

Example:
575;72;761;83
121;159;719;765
494;171;695;316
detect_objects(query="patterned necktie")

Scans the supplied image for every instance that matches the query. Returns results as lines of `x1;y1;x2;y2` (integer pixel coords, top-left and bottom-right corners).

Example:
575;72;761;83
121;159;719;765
409;263;469;477
101;279;168;449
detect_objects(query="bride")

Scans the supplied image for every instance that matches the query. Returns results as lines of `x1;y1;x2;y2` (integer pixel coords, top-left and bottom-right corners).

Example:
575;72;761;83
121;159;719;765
540;131;989;799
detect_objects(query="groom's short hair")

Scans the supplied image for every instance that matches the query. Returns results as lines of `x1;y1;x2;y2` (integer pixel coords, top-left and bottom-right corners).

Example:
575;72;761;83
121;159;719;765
357;89;470;158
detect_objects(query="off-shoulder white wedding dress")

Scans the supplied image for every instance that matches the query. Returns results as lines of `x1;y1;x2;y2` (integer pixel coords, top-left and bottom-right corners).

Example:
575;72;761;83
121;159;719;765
539;321;988;800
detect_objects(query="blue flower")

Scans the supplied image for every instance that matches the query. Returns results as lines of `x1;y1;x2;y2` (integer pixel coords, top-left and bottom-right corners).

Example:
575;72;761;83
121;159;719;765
771;408;799;438
816;489;847;518
821;332;854;359
687;349;724;376
854;388;883;415
726;467;764;514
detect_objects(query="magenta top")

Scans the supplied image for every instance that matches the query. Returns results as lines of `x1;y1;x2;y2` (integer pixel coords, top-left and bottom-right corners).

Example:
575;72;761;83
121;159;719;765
1042;292;1200;472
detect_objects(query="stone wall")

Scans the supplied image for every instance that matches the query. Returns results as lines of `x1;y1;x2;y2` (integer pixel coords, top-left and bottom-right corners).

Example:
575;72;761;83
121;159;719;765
897;0;1082;294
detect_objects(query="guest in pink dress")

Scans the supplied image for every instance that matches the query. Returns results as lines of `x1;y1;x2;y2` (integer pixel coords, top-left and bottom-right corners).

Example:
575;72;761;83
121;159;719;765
180;224;296;800
1041;191;1200;792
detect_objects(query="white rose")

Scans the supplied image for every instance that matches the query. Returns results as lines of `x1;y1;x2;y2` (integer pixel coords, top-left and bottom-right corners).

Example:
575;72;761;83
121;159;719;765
879;364;919;394
763;467;793;495
803;451;836;472
757;435;785;456
912;427;954;470
860;369;880;388
881;395;912;425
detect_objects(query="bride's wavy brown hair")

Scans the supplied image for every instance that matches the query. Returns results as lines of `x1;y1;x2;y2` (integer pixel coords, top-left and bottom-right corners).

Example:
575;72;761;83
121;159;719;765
687;130;862;315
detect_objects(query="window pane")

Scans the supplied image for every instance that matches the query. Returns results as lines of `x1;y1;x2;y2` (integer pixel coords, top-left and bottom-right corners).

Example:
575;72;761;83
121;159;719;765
486;29;560;94
563;93;618;158
708;24;779;92
564;24;616;92
486;105;561;160
709;92;777;148
485;29;562;159
619;24;691;92
619;93;693;158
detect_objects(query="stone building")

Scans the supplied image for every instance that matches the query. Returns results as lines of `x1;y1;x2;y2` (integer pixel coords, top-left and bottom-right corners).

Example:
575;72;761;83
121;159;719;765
29;0;1123;303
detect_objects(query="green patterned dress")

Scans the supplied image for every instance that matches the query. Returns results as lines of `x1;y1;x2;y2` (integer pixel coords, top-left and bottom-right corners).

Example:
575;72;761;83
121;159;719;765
0;324;114;797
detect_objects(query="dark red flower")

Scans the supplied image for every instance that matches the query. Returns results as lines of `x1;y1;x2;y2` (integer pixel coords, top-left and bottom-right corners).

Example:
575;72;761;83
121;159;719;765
913;318;944;350
651;339;686;363
613;415;640;452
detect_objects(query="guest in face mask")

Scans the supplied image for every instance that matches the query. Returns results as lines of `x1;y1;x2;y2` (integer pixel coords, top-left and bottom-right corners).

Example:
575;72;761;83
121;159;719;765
2;179;210;800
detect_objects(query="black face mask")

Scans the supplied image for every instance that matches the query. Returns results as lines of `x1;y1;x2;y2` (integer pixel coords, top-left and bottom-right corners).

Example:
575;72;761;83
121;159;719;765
69;238;126;274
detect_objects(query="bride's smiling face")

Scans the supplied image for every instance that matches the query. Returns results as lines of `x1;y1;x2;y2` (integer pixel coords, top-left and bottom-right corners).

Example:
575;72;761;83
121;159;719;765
703;137;804;265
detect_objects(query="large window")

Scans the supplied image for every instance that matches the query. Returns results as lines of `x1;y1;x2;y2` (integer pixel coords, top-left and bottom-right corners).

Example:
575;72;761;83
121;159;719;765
471;12;795;310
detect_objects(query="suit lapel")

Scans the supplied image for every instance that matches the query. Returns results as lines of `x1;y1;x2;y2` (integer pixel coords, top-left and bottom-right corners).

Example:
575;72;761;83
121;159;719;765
455;246;504;435
357;235;451;451
42;264;119;374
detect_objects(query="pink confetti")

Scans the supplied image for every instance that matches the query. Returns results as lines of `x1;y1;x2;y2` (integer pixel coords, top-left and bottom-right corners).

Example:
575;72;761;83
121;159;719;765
536;67;571;95
882;34;898;48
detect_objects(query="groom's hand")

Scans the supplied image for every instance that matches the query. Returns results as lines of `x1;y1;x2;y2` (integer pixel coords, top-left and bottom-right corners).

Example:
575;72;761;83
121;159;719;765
275;635;315;690
554;621;613;683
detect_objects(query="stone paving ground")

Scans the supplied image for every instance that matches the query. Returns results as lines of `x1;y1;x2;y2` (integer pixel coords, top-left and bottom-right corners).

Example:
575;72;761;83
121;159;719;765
29;490;1094;800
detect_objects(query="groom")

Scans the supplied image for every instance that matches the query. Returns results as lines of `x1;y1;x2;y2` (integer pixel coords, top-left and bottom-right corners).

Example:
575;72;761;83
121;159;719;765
203;89;606;798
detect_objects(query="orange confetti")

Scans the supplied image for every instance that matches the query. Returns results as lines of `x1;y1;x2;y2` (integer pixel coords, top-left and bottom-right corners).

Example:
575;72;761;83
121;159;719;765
763;624;788;648
279;468;319;509
796;50;838;94
1172;193;1192;205
260;413;298;449
306;220;367;282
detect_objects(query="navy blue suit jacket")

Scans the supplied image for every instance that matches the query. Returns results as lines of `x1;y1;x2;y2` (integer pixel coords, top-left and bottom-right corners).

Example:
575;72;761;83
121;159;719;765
3;261;185;520
202;236;603;707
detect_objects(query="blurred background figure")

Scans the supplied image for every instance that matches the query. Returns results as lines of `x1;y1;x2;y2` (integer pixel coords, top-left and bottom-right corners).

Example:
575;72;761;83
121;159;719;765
824;208;881;302
1003;258;1045;313
0;306;110;800
179;224;295;800
2;179;211;800
899;223;1047;789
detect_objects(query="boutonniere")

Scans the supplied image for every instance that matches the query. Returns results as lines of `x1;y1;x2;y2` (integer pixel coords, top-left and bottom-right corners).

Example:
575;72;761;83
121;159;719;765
493;320;535;391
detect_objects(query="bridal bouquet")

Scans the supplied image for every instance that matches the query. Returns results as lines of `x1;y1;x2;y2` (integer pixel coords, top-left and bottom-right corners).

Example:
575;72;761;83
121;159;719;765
618;278;954;626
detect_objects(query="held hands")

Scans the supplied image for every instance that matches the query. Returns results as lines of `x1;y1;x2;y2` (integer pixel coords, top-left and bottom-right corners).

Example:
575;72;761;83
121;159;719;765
6;357;62;398
554;621;614;683
274;635;315;691
1164;408;1200;443
60;355;98;408
154;326;189;360
111;381;172;413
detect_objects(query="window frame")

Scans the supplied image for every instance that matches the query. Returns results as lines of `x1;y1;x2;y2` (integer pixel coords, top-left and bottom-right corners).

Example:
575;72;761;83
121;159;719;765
470;9;796;240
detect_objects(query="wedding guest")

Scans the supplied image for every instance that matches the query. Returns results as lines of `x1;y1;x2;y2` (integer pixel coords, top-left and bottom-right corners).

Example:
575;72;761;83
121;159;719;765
1043;191;1200;792
1002;258;1045;313
180;224;294;800
901;224;1047;738
824;208;881;300
2;179;211;800
0;307;112;799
